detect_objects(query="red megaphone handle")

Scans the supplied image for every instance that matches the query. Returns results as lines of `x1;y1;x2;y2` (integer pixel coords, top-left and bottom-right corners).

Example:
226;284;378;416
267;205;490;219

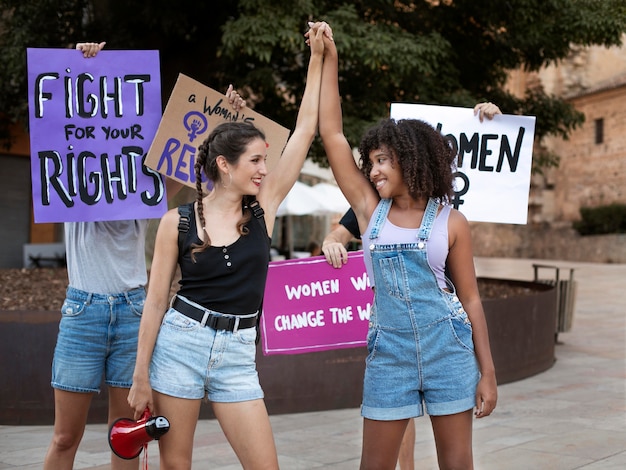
141;407;151;421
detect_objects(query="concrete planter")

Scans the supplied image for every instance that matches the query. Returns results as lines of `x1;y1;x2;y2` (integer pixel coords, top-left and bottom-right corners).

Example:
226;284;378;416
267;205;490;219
0;278;557;425
480;278;557;384
0;310;109;425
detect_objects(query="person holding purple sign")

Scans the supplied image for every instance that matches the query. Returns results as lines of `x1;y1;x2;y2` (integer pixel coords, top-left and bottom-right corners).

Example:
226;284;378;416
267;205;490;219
126;22;329;469
318;27;499;470
43;42;246;470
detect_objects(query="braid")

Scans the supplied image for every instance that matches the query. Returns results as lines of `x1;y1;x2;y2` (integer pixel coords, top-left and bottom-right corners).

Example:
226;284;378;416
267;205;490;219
191;140;211;262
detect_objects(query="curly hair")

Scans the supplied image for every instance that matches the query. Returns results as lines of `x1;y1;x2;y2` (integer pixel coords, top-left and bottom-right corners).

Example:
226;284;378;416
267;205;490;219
358;119;457;202
191;121;266;261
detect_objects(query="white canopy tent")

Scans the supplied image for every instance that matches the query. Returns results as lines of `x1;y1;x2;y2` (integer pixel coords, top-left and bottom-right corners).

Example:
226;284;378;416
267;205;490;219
277;181;349;217
275;180;350;258
312;182;350;214
277;181;326;217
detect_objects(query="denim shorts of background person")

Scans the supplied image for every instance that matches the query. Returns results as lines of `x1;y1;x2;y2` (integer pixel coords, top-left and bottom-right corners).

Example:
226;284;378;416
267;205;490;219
52;286;146;391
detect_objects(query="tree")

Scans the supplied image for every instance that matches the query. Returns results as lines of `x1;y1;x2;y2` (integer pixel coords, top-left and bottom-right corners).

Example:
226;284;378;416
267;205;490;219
0;0;241;146
2;0;625;172
220;0;626;169
0;0;87;146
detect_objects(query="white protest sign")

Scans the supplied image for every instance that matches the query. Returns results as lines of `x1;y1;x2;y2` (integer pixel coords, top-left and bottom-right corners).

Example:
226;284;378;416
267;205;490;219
390;103;536;224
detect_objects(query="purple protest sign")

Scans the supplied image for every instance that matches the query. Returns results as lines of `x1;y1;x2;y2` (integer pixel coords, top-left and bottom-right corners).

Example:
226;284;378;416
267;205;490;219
261;251;373;355
27;48;167;223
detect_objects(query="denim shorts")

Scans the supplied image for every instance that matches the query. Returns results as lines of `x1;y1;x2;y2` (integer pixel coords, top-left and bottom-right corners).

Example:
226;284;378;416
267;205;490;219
149;308;263;402
51;286;145;393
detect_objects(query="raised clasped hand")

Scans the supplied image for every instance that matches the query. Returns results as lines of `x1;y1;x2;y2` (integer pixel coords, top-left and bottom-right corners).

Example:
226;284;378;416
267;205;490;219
305;20;333;49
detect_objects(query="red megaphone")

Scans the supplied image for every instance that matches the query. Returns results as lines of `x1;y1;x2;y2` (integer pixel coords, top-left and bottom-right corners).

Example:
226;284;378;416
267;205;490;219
108;408;170;460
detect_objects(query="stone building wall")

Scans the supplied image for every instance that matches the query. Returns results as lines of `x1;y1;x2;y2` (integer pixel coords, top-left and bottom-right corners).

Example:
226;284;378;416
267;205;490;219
470;223;626;264
545;80;626;222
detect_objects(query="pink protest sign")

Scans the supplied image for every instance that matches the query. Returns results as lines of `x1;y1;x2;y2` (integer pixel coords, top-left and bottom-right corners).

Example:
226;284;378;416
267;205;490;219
261;251;373;355
27;48;167;223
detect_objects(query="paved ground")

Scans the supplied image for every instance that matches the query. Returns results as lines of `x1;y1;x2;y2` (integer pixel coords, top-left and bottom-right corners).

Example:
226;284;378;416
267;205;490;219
1;257;625;469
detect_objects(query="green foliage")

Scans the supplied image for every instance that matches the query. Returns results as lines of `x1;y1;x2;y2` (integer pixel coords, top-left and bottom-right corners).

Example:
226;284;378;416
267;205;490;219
573;204;626;235
0;0;87;146
0;0;242;146
531;148;561;176
219;0;624;165
1;0;625;165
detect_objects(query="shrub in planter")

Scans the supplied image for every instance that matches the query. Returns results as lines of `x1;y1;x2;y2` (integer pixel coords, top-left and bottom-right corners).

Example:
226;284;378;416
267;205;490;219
573;203;626;235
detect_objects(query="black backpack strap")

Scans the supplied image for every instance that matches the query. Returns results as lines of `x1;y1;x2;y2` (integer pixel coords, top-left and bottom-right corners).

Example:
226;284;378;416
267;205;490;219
246;197;265;221
177;203;193;254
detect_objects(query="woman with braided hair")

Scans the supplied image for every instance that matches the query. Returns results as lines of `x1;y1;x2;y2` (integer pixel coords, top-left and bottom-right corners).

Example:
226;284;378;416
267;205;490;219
128;22;329;470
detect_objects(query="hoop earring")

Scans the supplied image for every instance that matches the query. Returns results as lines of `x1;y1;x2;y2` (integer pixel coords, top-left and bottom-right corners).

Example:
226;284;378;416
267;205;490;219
222;173;233;189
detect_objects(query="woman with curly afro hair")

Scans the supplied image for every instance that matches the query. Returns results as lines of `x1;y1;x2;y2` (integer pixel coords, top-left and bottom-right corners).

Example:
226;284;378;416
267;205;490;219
319;29;500;470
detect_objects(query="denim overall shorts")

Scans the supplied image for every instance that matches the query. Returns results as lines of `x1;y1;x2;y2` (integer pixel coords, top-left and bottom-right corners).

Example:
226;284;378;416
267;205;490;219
361;197;480;420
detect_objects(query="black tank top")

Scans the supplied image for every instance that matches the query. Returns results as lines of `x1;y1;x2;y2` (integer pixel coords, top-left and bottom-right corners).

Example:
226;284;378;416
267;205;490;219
176;202;271;315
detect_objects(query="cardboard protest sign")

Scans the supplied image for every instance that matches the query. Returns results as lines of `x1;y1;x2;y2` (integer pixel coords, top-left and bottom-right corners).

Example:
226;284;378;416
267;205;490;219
27;48;167;223
144;74;290;189
390;103;536;224
261;252;372;355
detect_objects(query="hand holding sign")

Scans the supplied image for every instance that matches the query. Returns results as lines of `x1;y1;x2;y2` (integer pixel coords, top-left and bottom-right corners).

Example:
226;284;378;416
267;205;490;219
76;42;106;57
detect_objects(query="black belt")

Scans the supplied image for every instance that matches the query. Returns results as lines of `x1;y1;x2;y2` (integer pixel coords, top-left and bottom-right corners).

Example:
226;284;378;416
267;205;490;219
172;296;257;332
